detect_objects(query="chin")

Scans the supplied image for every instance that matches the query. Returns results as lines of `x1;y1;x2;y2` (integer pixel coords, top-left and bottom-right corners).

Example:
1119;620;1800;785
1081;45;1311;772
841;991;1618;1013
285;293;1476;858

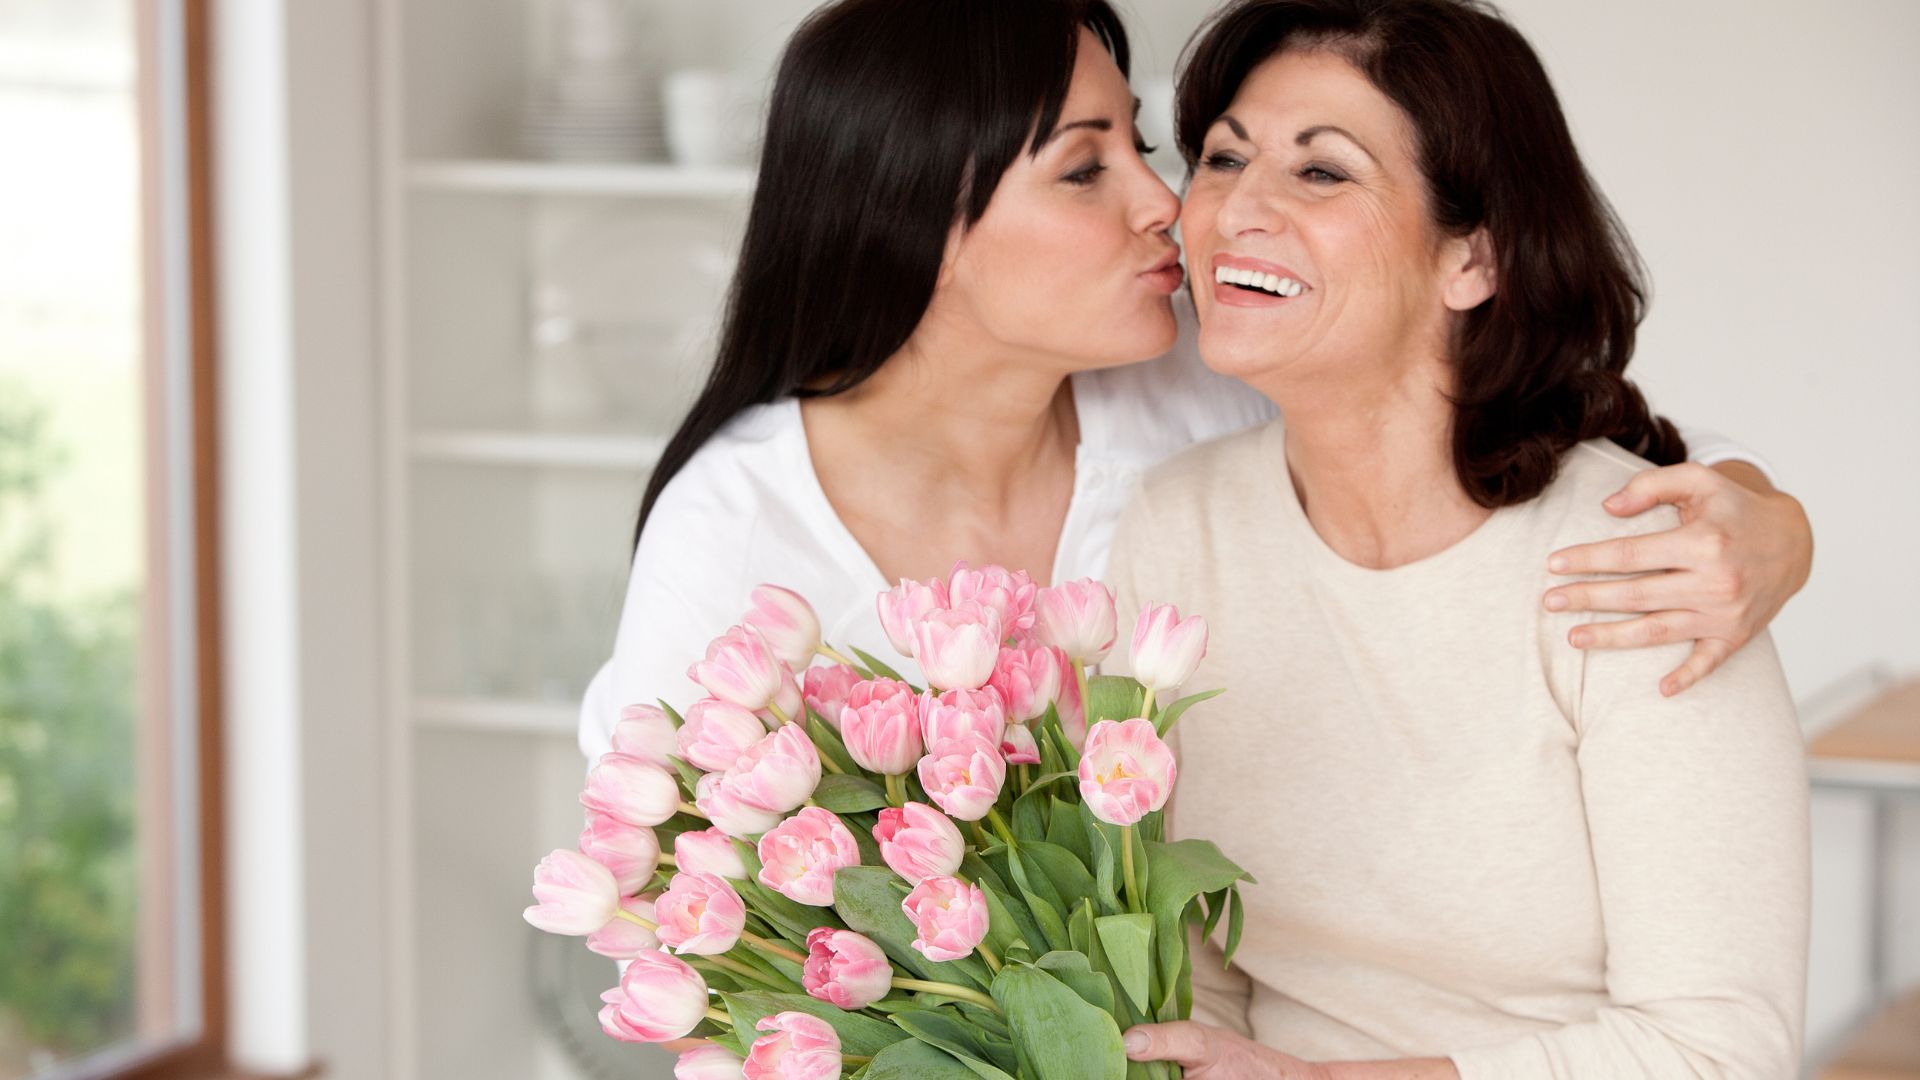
1195;325;1279;379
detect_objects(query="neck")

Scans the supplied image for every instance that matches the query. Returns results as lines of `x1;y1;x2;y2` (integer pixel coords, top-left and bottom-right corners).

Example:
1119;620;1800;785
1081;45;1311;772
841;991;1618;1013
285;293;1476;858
1250;350;1489;570
807;324;1079;507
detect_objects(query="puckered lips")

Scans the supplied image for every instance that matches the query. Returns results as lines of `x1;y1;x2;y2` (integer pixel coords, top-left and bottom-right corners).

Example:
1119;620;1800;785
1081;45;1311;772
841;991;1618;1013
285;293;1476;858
1137;249;1185;295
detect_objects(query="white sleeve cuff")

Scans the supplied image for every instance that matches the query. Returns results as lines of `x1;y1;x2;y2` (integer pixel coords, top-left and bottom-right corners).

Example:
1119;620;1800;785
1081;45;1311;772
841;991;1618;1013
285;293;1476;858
1674;423;1781;487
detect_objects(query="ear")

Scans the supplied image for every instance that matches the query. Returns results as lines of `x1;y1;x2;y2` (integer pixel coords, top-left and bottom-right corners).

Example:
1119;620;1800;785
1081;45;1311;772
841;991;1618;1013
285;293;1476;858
1441;226;1497;312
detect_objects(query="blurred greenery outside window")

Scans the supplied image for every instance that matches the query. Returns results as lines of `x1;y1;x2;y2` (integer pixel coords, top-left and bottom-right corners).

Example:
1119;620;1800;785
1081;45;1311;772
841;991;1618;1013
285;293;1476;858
1;1;206;1077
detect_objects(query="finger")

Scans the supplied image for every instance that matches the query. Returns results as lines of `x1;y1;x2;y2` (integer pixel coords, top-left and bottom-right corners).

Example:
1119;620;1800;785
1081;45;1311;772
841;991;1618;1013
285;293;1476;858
1544;571;1692;615
1567;611;1703;652
1548;528;1694;577
1599;462;1716;517
1124;1022;1214;1065
1660;638;1738;697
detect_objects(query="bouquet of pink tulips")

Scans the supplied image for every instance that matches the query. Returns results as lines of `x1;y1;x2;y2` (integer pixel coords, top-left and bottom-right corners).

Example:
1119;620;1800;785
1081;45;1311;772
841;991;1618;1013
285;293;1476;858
527;564;1251;1080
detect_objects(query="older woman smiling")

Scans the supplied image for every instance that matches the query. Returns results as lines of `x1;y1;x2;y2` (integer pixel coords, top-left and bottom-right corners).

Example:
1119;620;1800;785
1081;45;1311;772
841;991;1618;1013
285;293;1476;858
1113;1;1808;1077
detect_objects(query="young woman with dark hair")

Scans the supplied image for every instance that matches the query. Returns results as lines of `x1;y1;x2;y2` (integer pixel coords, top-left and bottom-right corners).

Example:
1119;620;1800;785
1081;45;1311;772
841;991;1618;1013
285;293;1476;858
1112;1;1807;1075
579;0;1810;770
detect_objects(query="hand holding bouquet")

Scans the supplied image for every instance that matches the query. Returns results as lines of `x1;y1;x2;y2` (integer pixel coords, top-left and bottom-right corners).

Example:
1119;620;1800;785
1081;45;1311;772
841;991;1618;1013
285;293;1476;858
527;566;1251;1079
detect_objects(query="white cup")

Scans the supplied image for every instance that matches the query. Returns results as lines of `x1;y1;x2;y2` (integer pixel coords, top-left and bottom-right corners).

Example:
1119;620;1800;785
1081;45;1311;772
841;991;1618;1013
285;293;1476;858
664;68;755;168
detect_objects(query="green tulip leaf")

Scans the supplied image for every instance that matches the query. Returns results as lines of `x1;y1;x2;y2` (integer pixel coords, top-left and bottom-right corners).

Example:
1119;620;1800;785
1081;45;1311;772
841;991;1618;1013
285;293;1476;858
990;961;1128;1080
718;990;910;1058
811;773;890;813
1094;913;1156;1014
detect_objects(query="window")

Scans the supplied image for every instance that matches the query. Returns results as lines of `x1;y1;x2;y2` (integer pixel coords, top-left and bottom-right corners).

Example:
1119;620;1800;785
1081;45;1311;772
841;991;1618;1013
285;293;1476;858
0;1;224;1078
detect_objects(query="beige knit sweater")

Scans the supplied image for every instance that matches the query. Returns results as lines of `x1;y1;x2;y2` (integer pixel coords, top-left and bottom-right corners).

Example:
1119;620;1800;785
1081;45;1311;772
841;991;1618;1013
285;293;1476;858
1106;420;1809;1079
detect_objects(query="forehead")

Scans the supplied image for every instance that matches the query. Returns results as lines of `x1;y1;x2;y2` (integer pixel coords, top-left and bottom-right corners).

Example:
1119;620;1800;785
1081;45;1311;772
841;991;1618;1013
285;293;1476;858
1226;47;1407;147
1063;26;1131;110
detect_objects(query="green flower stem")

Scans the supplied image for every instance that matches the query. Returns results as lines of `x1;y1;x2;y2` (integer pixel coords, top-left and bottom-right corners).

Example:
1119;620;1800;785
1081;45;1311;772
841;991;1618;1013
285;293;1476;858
615;908;657;930
1141;691;1158;723
741;929;806;964
885;772;907;808
1071;660;1092;725
971;820;991;849
977;940;1002;974
816;642;863;670
704;953;788;990
766;700;794;726
658;852;677;868
985;806;1018;848
678;801;709;820
705;1006;733;1027
891;977;1003;1014
1121;823;1141;914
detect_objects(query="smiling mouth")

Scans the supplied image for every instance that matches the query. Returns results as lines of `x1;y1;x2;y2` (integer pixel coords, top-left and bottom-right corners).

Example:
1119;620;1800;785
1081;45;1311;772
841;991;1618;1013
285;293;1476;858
1214;264;1306;298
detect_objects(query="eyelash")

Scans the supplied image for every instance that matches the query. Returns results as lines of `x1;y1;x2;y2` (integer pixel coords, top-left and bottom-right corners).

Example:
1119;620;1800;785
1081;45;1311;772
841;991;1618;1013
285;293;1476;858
1062;140;1160;186
1200;151;1349;185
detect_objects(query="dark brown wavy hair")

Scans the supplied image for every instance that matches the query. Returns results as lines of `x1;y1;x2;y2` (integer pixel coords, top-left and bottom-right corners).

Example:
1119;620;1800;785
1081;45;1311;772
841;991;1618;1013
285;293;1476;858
1176;0;1685;507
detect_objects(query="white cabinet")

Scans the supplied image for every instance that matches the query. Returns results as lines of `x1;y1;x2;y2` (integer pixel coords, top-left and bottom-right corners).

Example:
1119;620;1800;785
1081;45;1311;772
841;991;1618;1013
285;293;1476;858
375;1;759;1076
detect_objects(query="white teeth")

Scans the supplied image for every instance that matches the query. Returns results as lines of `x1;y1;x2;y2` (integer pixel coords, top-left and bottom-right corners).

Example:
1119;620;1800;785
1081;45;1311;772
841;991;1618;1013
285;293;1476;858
1215;264;1306;297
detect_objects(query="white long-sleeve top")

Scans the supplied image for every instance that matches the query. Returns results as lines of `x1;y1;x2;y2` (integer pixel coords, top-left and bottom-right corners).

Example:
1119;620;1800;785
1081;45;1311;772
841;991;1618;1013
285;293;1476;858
1106;420;1810;1078
577;297;1774;769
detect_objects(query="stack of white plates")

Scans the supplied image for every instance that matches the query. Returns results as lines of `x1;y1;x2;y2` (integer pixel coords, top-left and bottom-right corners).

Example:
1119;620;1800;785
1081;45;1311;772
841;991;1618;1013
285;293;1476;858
520;72;666;163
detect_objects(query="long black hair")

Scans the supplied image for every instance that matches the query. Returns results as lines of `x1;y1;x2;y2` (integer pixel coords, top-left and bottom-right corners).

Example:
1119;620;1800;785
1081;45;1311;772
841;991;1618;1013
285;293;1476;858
632;0;1131;549
1178;0;1685;508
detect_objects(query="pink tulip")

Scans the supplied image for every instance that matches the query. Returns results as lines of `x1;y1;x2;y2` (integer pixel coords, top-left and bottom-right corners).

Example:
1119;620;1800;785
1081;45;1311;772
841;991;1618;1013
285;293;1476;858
872;802;965;885
743;1011;842;1080
1056;661;1087;747
901;875;990;962
1078;717;1178;826
1129;602;1209;694
802;927;894;1009
988;644;1066;723
756;806;861;907
689;625;790;712
947;562;1037;636
654;870;748;955
675;826;748;880
1000;722;1041;765
613;703;679;768
677;1043;748;1080
839;678;923;775
599;950;710;1042
523;847;621;936
1032;579;1117;663
678;699;769;772
920;686;1006;750
912;607;1003;691
761;664;804;727
877;576;949;657
801;663;861;729
695;772;784;839
722;723;821;815
579;811;662;895
581;752;682;828
745;584;822;673
916;736;1006;821
586;893;660;958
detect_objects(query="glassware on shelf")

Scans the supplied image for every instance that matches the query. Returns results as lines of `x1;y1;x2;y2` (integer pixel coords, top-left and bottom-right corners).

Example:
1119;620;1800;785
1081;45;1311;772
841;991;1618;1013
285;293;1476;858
520;0;666;163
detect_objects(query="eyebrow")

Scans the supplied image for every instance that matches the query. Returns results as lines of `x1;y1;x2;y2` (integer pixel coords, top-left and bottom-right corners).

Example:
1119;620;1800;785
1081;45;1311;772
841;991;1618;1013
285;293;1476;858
1041;98;1144;147
1212;115;1378;163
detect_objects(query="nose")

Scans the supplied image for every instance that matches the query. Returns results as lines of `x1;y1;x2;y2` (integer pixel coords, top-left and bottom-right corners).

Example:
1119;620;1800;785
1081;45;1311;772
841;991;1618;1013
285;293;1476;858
1214;159;1288;241
1130;165;1181;237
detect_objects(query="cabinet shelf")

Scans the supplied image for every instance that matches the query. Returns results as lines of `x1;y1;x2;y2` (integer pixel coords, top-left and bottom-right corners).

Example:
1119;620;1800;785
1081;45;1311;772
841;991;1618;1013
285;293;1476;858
413;695;579;736
410;429;667;471
407;158;755;199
